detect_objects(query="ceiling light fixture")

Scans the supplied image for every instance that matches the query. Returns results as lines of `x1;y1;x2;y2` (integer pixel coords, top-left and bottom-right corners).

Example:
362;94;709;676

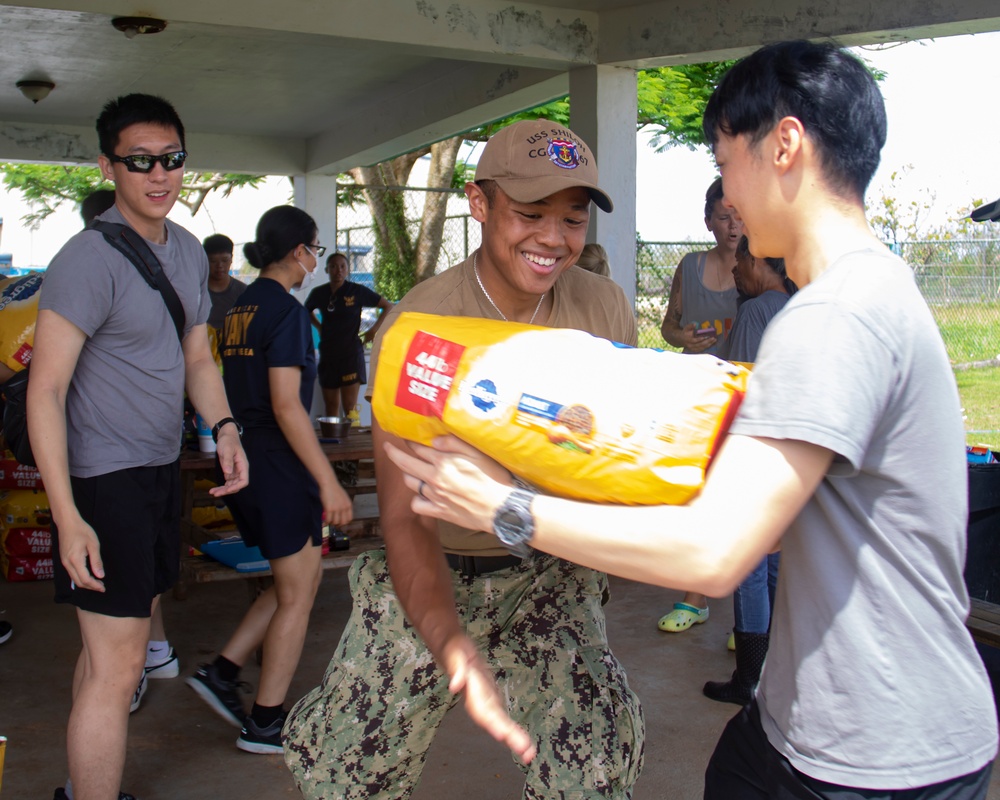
16;80;55;104
111;16;168;39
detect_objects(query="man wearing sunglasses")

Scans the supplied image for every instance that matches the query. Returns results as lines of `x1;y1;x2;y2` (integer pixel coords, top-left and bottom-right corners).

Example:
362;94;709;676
29;93;249;800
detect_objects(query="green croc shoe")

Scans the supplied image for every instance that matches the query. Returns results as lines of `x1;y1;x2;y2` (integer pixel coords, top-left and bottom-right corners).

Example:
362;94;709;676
658;602;710;632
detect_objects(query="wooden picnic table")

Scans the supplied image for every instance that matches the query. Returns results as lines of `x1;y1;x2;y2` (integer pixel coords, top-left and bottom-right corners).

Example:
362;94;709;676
174;429;381;598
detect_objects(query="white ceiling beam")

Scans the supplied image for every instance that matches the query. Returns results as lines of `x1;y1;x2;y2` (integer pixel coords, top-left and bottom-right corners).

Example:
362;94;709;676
11;0;599;69
0;121;306;174
599;0;1000;67
306;69;568;173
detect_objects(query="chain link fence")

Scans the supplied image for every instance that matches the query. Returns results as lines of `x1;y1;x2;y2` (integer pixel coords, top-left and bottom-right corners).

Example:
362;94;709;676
636;240;1000;362
335;188;479;293
333;188;999;363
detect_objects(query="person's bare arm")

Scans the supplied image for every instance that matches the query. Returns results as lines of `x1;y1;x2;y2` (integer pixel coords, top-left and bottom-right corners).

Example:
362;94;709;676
363;297;395;345
183;323;249;497
270;366;352;527
373;419;536;762
27;310;105;590
660;263;715;352
386;432;833;597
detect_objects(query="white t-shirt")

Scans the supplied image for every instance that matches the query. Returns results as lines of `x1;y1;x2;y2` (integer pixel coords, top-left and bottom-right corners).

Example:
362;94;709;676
730;247;998;788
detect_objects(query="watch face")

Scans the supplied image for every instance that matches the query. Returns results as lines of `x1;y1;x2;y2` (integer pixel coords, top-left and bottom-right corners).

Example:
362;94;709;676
493;488;535;558
497;507;527;530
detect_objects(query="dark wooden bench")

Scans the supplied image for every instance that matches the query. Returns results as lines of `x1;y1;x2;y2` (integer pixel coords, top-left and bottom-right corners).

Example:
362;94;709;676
178;520;382;602
967;598;1000;649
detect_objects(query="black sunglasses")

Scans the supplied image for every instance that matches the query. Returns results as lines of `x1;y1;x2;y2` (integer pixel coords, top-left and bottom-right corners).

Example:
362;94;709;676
108;150;187;173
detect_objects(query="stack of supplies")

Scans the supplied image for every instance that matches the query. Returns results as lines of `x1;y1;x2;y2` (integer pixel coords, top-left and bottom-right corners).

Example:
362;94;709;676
0;485;52;582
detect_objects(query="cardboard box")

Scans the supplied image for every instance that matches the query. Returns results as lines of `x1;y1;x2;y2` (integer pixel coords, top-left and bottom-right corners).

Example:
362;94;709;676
0;552;53;582
1;526;51;557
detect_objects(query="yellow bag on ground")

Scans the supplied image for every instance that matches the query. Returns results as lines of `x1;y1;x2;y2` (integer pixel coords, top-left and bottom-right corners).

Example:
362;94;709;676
0;489;50;528
0;273;43;373
373;312;749;505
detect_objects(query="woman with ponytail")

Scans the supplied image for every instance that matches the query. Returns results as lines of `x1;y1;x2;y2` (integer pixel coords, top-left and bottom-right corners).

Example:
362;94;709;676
187;206;353;754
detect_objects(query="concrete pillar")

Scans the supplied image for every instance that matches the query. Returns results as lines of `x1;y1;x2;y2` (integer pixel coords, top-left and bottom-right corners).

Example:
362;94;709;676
293;174;339;256
293;174;341;418
568;66;638;310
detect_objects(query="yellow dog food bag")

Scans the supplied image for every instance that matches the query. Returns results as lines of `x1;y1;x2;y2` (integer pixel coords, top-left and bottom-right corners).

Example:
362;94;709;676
373;312;749;505
0;273;44;373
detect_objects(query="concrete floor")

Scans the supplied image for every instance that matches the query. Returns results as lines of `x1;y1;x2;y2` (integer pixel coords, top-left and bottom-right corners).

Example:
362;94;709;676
2;571;999;800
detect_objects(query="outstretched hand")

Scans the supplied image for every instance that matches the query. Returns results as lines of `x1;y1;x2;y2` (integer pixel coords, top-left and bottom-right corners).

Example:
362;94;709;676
383;435;512;533
442;636;537;763
210;429;250;497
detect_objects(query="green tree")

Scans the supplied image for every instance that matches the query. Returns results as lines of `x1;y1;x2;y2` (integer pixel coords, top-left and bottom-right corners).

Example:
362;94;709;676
361;64;739;299
0;162;265;228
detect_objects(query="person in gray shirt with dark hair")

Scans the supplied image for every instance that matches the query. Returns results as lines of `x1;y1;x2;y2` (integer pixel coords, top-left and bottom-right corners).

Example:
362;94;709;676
203;233;247;331
29;93;249;800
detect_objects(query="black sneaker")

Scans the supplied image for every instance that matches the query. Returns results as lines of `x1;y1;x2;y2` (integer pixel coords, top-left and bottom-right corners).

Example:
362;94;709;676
53;789;137;799
236;711;287;754
186;663;250;728
129;671;147;714
0;620;11;644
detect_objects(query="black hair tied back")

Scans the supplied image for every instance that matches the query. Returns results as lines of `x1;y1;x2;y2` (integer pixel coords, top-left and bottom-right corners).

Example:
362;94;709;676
243;241;273;270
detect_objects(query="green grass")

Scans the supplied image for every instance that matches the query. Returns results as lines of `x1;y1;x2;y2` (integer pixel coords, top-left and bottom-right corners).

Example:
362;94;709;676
636;294;1000;448
930;301;1000;364
931;303;1000;448
956;367;1000;450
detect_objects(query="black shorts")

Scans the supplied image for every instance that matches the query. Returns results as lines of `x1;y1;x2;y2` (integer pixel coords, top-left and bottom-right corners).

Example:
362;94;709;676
53;461;180;618
705;700;993;800
318;342;366;389
222;429;322;560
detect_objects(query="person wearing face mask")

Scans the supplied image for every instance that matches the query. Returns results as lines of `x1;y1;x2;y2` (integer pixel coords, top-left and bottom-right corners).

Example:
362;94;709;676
186;205;353;755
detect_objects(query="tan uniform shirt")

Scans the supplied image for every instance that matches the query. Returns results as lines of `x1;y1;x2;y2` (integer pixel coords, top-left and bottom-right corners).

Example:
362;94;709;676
369;253;637;555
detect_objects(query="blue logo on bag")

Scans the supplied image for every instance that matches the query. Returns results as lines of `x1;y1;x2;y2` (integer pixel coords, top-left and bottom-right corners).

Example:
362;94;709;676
0;273;43;312
470;379;498;412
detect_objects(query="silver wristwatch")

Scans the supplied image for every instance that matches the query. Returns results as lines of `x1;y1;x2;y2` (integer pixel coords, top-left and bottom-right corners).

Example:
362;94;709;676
492;487;536;559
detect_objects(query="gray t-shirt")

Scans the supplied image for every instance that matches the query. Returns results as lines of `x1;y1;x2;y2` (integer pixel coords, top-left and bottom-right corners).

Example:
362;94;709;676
39;207;210;477
731;248;997;787
721;290;790;363
208;277;248;330
678;250;739;356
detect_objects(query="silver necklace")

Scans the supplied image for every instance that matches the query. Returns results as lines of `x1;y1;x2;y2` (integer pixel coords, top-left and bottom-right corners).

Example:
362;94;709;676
473;253;546;324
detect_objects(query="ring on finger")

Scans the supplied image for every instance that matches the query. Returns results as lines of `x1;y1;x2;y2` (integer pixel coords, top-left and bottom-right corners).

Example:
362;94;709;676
418;480;427;499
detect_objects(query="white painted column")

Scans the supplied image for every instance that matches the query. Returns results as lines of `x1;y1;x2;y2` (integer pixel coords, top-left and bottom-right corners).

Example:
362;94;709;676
294;174;343;419
568;66;638;310
293;174;339;257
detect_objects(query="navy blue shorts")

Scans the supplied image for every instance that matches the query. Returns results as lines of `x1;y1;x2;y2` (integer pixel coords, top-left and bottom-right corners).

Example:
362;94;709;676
705;700;993;800
317;341;366;389
222;429;322;560
53;461;180;618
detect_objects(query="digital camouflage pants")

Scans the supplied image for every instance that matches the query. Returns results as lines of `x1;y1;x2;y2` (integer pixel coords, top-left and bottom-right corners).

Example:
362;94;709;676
283;548;645;799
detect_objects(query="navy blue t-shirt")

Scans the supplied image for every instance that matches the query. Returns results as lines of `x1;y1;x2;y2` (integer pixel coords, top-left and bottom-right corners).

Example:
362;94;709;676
220;277;316;430
305;280;382;354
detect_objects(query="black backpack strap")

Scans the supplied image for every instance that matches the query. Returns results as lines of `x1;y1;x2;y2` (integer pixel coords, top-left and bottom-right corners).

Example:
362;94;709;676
89;220;186;341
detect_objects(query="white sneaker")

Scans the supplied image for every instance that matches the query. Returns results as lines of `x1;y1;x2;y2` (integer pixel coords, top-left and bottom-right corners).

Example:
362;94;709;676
130;671;148;713
144;647;179;679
